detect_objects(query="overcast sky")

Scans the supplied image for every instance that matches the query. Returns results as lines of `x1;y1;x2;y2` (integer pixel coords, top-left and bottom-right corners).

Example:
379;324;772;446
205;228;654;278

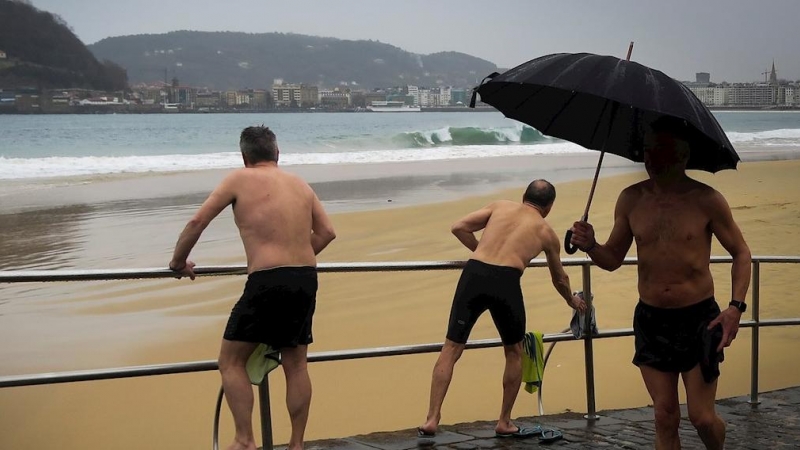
29;0;800;83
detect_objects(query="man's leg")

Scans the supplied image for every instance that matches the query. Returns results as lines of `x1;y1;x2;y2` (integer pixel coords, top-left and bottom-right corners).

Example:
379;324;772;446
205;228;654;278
495;342;523;434
682;365;725;450
218;339;260;450
280;345;312;450
640;366;681;450
419;339;465;434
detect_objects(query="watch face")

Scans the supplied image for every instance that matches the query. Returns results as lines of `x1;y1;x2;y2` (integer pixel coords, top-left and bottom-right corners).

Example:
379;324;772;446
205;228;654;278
730;301;746;312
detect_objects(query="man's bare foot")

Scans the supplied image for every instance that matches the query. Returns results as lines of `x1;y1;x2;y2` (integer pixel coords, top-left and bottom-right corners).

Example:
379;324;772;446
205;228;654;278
225;439;257;450
417;423;437;437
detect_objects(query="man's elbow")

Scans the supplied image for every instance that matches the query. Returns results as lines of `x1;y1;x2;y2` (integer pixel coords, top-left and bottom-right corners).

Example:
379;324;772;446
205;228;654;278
319;227;336;244
604;262;623;272
733;245;752;263
594;257;623;272
186;216;210;231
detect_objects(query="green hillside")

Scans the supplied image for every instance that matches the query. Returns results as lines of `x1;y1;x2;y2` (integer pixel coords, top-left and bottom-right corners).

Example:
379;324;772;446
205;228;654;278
0;0;127;90
89;31;497;90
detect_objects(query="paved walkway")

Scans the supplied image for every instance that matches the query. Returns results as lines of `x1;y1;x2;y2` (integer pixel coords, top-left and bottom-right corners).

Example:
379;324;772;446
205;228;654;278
276;386;800;449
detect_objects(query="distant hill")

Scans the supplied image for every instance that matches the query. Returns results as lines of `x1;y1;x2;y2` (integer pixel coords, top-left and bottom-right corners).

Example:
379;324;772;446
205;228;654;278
0;0;127;90
88;31;498;90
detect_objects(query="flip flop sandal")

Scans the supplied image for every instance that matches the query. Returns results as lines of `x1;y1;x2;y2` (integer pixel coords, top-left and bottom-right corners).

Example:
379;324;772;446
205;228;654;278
417;427;436;438
539;429;563;443
494;425;543;438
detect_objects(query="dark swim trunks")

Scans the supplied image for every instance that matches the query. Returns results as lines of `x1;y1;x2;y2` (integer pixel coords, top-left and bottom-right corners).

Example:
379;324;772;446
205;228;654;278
446;259;525;346
223;266;317;349
632;297;724;383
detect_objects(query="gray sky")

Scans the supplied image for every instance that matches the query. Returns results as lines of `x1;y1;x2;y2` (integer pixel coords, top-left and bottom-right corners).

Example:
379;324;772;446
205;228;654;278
30;0;800;83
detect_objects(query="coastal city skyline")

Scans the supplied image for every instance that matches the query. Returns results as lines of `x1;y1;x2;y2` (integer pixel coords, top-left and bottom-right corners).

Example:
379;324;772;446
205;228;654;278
27;0;800;83
4;57;799;114
4;61;799;114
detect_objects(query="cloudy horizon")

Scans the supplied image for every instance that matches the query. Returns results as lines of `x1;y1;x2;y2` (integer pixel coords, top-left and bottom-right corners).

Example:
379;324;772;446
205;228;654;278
27;0;800;83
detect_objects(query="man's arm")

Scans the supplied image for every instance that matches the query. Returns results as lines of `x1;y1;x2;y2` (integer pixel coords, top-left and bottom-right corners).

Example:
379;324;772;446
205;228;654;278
543;227;587;312
707;190;752;351
169;173;238;278
571;188;635;271
450;204;493;251
310;191;336;255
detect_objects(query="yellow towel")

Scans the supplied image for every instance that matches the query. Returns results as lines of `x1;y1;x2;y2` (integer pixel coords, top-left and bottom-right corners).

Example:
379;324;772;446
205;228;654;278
522;331;544;394
246;343;280;385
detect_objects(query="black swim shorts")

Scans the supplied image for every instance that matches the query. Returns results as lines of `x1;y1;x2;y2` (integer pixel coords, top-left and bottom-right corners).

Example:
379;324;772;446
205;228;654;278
632;297;724;383
223;266;317;349
446;259;525;345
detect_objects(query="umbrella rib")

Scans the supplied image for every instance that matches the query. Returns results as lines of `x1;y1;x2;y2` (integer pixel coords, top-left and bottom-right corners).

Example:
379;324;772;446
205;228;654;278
538;90;579;135
587;100;611;146
512;83;549;112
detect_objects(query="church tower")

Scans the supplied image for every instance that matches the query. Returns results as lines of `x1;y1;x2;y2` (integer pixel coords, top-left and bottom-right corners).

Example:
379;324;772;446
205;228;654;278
769;60;778;84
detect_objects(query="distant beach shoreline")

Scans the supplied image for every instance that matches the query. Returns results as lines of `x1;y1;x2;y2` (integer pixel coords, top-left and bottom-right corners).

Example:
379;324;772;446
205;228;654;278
0;152;639;214
3;105;800;115
1;144;797;214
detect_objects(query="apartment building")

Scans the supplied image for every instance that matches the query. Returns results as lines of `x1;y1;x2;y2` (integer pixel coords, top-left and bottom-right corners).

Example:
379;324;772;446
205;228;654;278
272;81;318;107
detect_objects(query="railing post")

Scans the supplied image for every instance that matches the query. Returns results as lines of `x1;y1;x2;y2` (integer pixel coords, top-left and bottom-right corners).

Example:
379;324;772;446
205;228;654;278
582;263;599;420
258;378;274;450
749;261;761;407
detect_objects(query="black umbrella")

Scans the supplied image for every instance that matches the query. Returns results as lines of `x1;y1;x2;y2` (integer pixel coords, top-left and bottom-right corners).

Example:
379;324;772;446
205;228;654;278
470;48;739;253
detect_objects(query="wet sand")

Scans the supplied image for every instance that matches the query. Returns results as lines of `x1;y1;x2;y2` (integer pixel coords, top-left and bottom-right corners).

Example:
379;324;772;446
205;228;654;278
1;154;800;449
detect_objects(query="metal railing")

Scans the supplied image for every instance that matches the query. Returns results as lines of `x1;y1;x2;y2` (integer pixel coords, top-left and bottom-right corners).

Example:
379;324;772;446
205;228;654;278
1;256;799;450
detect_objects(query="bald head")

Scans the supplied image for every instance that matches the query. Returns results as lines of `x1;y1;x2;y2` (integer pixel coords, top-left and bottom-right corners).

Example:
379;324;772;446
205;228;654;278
523;179;556;209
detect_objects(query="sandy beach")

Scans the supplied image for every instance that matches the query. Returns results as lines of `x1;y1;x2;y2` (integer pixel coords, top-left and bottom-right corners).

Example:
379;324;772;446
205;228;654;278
1;154;799;450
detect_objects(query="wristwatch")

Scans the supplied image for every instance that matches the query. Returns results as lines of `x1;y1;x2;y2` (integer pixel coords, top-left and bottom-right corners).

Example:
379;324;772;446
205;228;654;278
729;300;747;313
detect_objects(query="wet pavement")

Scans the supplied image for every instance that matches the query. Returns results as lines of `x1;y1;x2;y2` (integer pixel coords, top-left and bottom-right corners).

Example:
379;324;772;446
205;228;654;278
275;386;800;449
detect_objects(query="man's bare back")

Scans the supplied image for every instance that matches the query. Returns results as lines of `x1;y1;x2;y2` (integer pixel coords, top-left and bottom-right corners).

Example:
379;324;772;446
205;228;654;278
467;200;555;272
170;163;334;275
228;165;328;272
450;180;584;310
622;178;717;308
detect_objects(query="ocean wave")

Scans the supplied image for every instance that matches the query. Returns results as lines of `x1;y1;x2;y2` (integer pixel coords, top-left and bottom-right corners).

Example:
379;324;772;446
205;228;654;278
5;124;799;180
726;128;800;145
0;142;589;180
391;125;548;148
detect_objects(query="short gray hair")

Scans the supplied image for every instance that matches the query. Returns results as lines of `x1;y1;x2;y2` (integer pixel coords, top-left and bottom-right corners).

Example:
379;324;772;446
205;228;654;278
239;125;278;162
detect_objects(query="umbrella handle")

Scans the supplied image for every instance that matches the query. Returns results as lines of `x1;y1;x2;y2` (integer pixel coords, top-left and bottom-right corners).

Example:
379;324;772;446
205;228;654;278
564;229;579;254
565;212;589;255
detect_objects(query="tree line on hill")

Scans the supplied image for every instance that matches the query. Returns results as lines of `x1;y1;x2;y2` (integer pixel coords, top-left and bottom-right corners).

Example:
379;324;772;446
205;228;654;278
88;31;498;90
0;0;128;91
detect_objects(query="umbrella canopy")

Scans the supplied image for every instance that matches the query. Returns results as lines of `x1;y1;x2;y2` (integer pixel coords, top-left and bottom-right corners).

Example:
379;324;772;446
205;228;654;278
472;52;739;172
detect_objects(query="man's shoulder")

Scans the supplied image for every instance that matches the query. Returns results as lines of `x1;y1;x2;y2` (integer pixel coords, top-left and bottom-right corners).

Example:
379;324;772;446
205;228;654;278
687;178;716;193
625;179;649;190
481;199;512;211
494;199;517;208
219;167;248;184
620;181;648;199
